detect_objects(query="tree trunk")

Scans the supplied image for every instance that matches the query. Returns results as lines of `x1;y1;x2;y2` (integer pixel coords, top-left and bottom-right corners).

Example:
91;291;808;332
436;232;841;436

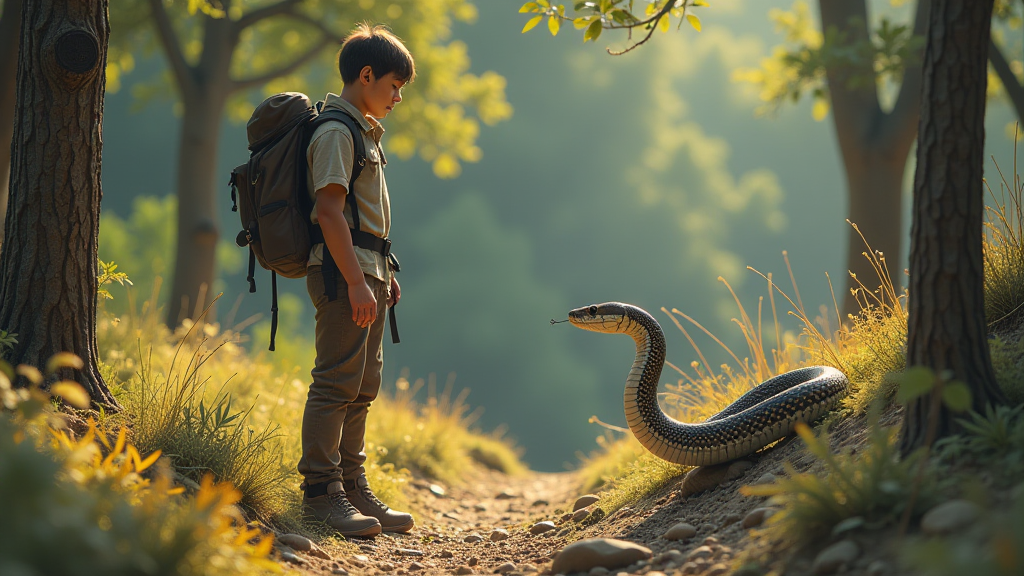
0;0;23;252
0;0;117;407
819;0;926;320
900;0;1005;455
165;14;234;327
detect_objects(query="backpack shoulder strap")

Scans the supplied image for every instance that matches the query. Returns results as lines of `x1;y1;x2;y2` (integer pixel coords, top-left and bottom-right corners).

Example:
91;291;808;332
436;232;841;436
312;109;367;231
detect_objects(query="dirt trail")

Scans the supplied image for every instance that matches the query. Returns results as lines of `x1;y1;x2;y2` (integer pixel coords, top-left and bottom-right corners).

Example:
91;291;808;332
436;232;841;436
281;468;584;575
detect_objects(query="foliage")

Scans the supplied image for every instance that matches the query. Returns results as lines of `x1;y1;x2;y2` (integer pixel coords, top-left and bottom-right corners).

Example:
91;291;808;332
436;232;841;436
983;154;1024;332
0;360;276;576
741;421;939;544
109;0;512;179
519;0;708;53
732;1;924;121
933;404;1024;484
991;336;1024;405
98;259;134;301
0;329;16;359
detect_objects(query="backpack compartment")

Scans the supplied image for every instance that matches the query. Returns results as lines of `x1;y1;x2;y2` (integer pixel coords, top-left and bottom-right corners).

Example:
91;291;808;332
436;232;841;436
249;132;312;279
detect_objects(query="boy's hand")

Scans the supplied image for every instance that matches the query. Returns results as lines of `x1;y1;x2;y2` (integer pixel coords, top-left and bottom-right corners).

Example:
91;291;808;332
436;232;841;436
349;280;377;328
388;277;401;307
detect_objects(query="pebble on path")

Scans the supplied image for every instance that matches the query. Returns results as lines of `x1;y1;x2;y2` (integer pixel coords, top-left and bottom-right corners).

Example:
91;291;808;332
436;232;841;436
279;551;307;565
429;484;446;497
572;508;591;522
439;550;454;558
741;508;775;529
663;523;697;541
469;557;480;566
398;548;424;557
496;562;517;573
687;546;714;561
530;521;556;535
706;564;730;576
551;538;652;574
811;540;859;575
719;513;741;528
573;494;601;511
490;528;510;542
464;534;484;543
495;490;517;500
409;562;425;571
920;500;981;536
331;569;348;576
276;533;312;551
378;563;396;572
455;567;474;575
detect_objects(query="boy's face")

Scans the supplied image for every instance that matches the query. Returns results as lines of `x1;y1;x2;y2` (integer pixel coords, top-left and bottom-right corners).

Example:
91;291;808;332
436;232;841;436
358;67;406;120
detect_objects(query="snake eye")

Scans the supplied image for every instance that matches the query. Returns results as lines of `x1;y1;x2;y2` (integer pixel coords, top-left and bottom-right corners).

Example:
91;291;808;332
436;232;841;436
588;305;598;316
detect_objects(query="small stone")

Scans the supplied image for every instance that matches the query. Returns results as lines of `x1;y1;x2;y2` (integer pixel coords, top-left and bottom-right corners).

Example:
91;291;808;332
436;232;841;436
455;567;474;575
742;507;775;529
647;572;666;576
439;550;454;558
551;538;652;574
920;500;981;536
755;473;777;485
654;549;684;565
866;560;889;576
332;569;349;576
496;562;516;573
702;536;719;545
399;549;424;557
572;508;591;522
495;490;517;499
469;557;480;566
707;564;730;576
588;568;610;576
353;554;370;563
279;551;307;565
719;514;741;528
379;562;396;572
687;546;714;561
276;533;312;551
662;523;697;541
812;540;859;575
409;562;425;571
359;544;377;553
429;484;446;496
680;562;700;575
308;544;332;561
464;534;484;543
532;499;550;507
474;503;489;512
518;564;538;573
699;523;715;534
573;494;601;511
490;528;510;542
530;521;556;535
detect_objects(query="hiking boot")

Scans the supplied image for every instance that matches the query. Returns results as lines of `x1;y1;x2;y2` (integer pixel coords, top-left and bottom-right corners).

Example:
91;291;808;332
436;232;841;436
302;480;382;537
344;475;415;533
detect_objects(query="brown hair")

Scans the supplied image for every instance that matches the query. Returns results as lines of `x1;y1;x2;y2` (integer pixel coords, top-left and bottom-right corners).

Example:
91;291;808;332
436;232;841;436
338;23;415;85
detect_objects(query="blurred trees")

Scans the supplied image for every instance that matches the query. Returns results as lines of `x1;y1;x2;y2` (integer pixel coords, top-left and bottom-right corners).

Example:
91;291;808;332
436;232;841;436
0;0;22;251
520;0;1023;319
110;0;511;327
0;0;116;406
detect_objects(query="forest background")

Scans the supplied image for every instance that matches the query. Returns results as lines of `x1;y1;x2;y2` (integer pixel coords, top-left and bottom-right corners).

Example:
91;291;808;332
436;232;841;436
97;0;1019;471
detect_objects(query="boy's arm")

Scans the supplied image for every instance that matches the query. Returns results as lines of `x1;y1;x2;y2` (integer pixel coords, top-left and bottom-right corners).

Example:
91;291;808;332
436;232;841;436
317;183;377;329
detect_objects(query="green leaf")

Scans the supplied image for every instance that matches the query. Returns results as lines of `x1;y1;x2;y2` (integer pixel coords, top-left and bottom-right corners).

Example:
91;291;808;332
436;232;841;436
831;516;864;537
574;16;593;29
548;14;561;35
584;17;603;42
52;381;90;409
520;2;540;13
686;13;701;31
942;382;973;412
522;15;544;32
691;0;709;6
896;366;936;404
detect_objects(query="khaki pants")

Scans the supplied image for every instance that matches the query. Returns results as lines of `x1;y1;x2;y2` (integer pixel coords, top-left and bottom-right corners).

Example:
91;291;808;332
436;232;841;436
298;266;389;485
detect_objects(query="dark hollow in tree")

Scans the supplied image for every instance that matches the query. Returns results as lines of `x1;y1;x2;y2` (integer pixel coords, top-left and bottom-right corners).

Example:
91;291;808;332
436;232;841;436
901;0;1006;454
0;0;118;407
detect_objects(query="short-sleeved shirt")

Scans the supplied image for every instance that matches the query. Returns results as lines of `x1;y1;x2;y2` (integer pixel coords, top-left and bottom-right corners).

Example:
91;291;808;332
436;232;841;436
306;93;391;283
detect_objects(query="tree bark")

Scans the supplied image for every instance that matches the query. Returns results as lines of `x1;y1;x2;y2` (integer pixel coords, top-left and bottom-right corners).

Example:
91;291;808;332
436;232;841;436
0;0;23;252
165;13;234;326
819;0;926;320
0;0;117;406
900;0;1005;455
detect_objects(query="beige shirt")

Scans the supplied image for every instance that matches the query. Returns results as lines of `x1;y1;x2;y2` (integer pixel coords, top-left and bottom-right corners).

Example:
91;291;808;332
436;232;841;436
306;93;391;283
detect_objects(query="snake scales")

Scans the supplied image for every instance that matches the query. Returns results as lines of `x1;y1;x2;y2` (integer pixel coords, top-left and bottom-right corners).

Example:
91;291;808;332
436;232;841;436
568;302;850;466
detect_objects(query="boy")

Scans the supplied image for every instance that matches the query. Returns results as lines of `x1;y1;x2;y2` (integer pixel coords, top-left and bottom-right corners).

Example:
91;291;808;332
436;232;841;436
299;24;414;537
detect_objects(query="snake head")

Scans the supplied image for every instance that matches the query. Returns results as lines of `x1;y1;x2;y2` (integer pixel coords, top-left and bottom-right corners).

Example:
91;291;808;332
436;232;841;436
568;302;630;333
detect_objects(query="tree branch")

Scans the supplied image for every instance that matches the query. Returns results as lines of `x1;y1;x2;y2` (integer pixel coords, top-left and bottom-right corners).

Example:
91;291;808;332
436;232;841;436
230;31;335;92
882;0;929;149
235;0;303;31
606;0;678;56
146;0;195;96
989;38;1024;123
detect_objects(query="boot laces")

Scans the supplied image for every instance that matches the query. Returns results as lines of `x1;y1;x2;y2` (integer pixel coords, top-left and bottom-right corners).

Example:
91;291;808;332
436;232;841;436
327;490;362;518
354;482;388;511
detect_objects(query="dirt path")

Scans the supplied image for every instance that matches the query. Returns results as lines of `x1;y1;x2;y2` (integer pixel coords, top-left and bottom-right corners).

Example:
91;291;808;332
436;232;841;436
278;468;584;575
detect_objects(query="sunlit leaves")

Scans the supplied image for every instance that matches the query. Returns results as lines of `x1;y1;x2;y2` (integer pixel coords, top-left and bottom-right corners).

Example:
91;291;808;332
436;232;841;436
518;0;706;46
686;13;701;32
522;14;543;32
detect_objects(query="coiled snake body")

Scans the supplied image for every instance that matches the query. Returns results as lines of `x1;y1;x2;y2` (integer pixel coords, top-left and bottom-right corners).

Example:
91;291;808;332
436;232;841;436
569;302;850;466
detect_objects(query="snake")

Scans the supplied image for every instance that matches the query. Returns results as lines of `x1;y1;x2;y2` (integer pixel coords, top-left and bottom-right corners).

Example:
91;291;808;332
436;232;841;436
568;302;850;467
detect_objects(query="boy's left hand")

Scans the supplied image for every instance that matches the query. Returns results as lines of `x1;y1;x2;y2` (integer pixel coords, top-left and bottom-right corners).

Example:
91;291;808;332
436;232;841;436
389;277;401;307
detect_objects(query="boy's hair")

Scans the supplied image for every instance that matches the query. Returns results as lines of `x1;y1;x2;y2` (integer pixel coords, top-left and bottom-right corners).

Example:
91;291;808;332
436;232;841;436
338;23;415;85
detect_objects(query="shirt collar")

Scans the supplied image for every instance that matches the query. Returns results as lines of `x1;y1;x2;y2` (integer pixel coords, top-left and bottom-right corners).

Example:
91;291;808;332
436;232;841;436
322;93;384;142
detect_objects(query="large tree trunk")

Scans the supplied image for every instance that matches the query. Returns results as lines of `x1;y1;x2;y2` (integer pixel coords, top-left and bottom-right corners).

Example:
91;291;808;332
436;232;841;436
0;0;22;252
819;0;926;320
0;0;117;407
900;0;1005;454
165;14;234;327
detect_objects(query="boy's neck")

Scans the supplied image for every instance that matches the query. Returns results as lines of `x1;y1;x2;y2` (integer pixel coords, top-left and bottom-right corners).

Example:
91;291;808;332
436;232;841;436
339;85;371;119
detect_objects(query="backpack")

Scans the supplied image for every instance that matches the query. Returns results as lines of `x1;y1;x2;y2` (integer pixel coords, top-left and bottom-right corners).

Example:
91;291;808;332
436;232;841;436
229;92;399;350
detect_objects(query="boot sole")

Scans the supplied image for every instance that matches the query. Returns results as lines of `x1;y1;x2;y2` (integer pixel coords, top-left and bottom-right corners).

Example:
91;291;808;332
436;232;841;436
336;523;383;537
382;518;415;533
